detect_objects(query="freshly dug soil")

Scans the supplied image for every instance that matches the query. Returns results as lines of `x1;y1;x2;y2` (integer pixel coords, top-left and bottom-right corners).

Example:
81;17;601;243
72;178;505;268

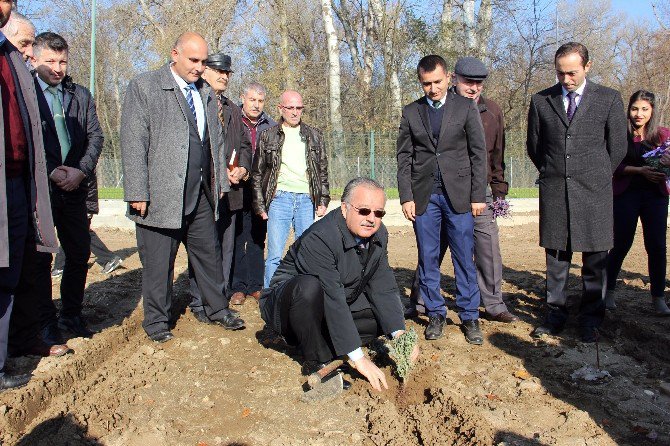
1;221;668;445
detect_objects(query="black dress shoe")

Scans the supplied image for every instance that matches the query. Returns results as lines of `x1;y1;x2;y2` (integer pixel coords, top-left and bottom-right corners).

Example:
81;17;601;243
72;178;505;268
149;330;174;343
58;315;95;338
193;309;240;324
462;319;484;345
404;305;418;319
0;373;31;391
41;320;65;346
425;314;446;340
531;324;563;338
213;313;245;330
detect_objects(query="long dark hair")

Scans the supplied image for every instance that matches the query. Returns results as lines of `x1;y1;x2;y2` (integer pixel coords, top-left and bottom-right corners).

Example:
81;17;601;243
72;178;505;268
627;90;662;146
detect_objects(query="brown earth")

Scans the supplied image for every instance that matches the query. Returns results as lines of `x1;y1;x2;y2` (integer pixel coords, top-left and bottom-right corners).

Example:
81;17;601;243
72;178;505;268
1;221;669;446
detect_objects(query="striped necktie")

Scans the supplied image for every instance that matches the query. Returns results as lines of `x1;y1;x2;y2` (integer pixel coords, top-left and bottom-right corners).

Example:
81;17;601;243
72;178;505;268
47;86;71;161
184;85;198;126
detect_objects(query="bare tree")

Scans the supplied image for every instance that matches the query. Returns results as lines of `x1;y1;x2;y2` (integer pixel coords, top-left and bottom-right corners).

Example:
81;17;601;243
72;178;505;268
320;0;343;134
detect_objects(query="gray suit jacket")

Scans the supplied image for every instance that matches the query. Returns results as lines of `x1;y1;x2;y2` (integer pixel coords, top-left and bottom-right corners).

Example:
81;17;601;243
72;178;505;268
0;41;57;267
526;81;627;252
396;92;487;215
121;63;230;229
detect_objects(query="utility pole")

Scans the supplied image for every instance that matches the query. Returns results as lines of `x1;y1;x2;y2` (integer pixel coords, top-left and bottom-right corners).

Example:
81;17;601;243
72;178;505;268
89;0;97;97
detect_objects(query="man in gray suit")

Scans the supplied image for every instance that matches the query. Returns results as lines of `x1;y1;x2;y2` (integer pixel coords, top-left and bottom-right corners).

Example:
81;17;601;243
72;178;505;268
527;42;627;342
121;32;245;343
0;0;58;389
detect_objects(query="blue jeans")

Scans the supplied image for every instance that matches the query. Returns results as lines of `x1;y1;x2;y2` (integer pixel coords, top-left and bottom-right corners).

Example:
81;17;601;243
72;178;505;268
413;193;480;320
265;191;314;287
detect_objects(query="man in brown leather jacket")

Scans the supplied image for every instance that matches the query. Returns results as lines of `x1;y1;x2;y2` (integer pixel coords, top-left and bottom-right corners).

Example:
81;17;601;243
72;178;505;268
250;90;329;288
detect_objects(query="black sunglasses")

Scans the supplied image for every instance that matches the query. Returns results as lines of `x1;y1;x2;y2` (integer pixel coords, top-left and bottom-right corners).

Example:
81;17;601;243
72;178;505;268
350;204;386;218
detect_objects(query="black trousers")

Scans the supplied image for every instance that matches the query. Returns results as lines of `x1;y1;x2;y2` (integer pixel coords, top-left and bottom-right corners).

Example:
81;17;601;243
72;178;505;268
188;200;235;309
545;249;607;329
54;216;116;269
607;187;668;297
48;191;91;318
231;209;266;295
276;275;379;363
136;190;231;336
0;177;30;375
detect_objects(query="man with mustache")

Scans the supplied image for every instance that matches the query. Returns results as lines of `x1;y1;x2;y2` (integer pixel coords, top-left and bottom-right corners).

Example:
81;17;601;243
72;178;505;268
259;177;416;392
527;42;627;342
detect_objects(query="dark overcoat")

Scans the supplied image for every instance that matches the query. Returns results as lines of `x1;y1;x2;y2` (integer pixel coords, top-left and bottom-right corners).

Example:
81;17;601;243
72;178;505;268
218;96;251;211
526;81;627;252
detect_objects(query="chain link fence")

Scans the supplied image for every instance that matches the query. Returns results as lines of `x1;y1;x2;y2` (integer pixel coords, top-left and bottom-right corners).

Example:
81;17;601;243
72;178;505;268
96;131;539;192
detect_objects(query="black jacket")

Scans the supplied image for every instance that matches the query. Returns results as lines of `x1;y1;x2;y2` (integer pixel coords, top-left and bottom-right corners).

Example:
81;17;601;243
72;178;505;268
251;120;330;215
259;209;405;356
219;95;252;211
35;75;104;191
396;92;487;215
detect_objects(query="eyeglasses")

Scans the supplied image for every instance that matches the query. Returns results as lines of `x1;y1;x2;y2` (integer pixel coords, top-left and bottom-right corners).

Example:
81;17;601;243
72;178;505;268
279;105;305;112
350;204;386;218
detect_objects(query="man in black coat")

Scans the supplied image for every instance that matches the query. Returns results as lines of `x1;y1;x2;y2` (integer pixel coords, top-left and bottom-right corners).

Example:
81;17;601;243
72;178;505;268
15;32;104;344
526;42;627;342
260;178;415;391
188;53;252;321
396;55;487;344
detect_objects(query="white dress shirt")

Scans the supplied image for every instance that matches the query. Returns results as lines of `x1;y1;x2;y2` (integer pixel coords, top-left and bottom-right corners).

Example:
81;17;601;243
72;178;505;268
561;80;586;113
170;66;206;139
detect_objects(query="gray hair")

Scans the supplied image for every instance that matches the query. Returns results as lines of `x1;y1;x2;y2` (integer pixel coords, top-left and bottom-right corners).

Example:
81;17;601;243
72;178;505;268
341;177;384;203
0;11;35;39
242;82;267;97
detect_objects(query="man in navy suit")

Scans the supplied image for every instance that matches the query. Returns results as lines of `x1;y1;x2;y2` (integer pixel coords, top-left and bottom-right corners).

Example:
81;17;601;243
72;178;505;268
397;55;487;344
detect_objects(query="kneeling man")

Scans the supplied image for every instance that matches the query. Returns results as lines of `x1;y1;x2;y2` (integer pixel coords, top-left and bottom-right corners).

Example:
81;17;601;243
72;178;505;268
260;177;415;391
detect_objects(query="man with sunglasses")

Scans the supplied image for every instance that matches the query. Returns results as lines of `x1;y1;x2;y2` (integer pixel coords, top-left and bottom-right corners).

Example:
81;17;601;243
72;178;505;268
259;177;416;392
251;90;330;288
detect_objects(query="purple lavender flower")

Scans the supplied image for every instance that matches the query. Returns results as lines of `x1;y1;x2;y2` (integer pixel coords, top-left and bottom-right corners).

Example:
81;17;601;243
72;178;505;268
489;198;512;219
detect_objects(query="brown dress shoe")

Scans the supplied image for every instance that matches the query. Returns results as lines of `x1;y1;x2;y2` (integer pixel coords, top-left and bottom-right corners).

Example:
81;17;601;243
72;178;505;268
230;291;246;305
490;311;520;323
247;291;261;301
19;341;71;358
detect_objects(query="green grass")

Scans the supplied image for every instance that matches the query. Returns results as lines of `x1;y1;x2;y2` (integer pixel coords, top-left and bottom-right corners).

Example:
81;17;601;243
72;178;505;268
99;186;538;200
98;187;124;199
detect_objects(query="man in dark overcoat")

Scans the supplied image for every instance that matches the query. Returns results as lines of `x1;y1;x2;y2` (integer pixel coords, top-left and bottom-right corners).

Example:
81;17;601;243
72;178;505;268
526;42;627;342
121;32;244;342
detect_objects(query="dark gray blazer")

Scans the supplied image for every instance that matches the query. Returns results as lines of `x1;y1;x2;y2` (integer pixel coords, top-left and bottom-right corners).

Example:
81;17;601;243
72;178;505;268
396;92;488;215
259;209;405;356
0;40;57;267
121;63;230;229
526;81;627;252
218;96;251;212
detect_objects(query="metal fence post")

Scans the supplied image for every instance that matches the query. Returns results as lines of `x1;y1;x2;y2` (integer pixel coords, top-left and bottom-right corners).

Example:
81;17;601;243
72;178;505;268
509;156;514;189
370;130;376;180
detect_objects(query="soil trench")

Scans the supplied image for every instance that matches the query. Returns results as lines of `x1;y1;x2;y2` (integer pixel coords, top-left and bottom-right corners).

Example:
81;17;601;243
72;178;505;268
1;223;669;445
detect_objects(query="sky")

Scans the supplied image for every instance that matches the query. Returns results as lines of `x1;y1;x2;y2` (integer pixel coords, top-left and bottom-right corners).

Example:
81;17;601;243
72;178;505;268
608;0;658;20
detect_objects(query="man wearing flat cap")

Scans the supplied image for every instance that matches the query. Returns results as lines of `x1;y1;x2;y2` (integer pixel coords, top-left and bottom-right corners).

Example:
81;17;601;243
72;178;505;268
396;54;487;344
188;52;253;319
407;56;519;324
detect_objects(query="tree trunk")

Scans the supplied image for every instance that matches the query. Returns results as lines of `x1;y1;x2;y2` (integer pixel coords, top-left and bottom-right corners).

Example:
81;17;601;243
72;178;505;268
476;0;492;58
369;0;402;122
463;0;476;51
441;0;454;53
320;0;343;134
